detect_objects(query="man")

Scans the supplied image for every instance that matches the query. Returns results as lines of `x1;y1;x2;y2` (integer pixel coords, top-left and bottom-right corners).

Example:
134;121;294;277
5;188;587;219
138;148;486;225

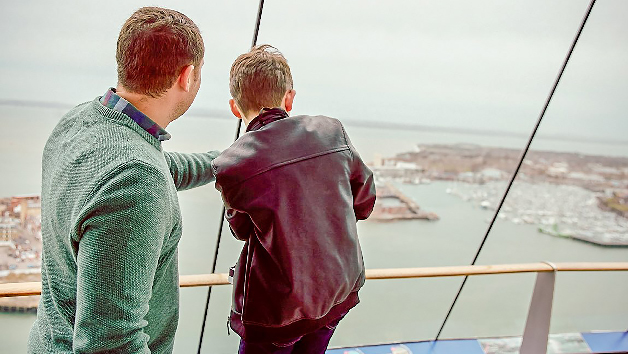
28;7;218;353
212;45;377;353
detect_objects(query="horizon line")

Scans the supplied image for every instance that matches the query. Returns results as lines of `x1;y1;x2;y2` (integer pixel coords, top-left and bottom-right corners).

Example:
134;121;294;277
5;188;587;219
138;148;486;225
2;98;627;147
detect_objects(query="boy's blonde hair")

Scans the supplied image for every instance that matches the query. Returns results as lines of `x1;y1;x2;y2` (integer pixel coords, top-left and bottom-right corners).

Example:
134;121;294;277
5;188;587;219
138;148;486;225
230;45;293;113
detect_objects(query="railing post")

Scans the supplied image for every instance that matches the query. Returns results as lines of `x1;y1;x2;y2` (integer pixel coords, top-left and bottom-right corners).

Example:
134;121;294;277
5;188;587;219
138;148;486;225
520;261;557;354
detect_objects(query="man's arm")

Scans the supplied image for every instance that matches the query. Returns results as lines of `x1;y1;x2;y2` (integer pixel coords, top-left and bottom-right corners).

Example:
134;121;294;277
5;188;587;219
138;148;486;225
72;161;169;353
225;208;254;241
164;151;220;191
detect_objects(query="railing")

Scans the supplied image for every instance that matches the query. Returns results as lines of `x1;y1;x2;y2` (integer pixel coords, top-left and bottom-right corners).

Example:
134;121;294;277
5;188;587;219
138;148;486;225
2;262;626;297
2;262;627;353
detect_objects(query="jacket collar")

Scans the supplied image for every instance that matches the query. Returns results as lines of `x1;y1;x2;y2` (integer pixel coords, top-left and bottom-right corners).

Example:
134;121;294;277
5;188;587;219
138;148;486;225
246;107;289;132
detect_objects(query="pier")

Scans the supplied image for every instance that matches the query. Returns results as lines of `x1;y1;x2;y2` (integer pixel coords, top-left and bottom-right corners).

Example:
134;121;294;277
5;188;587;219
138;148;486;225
371;182;438;221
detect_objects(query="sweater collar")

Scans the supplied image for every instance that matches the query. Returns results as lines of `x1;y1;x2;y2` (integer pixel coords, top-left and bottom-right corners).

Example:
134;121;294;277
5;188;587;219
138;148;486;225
246;107;289;132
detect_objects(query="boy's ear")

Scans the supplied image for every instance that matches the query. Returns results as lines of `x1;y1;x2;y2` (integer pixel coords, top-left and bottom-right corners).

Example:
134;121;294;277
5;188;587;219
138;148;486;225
229;99;243;119
283;89;296;112
178;64;195;92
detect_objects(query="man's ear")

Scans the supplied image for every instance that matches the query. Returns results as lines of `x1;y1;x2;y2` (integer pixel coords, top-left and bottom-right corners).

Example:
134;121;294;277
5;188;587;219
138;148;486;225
283;89;296;112
229;99;243;119
178;64;195;92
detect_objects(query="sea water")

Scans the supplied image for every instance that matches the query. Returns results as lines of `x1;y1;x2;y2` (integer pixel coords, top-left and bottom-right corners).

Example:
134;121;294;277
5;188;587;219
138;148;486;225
0;106;626;353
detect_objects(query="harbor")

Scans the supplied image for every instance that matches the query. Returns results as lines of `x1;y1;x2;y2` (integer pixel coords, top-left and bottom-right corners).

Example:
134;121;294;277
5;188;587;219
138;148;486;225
371;144;628;247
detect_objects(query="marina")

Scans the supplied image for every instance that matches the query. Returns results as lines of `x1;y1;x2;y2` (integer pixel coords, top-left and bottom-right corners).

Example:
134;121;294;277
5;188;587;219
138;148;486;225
372;143;628;247
446;181;628;247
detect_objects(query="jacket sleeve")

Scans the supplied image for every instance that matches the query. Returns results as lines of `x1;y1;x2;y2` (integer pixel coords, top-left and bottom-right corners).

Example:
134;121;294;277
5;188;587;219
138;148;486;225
345;131;376;220
163;151;220;191
72;161;169;353
225;208;254;241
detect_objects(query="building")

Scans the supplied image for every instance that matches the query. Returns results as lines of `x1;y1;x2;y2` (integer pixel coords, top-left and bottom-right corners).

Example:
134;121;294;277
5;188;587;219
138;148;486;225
0;223;17;244
10;195;41;226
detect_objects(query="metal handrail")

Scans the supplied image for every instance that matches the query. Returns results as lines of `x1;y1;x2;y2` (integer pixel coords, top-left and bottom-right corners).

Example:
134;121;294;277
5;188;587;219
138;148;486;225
1;262;627;298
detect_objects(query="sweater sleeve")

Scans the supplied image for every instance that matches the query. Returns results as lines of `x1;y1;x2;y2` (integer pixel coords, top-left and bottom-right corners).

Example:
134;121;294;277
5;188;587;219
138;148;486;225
163;151;220;191
72;161;170;354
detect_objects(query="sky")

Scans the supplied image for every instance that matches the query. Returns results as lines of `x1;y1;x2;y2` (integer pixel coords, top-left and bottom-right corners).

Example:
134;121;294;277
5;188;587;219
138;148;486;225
0;0;627;143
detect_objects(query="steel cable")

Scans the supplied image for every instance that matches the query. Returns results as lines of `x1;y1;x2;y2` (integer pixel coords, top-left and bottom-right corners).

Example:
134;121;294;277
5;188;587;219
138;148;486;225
196;1;265;352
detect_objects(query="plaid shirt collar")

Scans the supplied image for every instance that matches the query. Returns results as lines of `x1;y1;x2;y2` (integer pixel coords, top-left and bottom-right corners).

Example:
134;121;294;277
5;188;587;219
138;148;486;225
100;88;171;141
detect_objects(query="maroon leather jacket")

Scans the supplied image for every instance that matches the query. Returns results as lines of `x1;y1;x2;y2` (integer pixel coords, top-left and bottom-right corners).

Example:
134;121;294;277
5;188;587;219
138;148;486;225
212;108;376;343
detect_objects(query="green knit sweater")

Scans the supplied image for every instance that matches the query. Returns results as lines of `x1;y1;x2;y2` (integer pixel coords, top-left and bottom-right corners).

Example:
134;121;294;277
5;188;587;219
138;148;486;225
28;98;219;353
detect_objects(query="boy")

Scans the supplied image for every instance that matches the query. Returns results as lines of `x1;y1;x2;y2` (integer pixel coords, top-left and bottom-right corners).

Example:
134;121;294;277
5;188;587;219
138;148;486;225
212;45;376;353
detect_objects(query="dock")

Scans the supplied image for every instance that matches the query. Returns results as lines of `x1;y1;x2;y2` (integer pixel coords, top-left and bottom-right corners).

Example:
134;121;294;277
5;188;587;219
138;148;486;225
371;182;438;221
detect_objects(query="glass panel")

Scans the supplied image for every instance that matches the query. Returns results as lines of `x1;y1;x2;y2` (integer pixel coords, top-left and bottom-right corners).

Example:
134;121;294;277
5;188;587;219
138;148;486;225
2;0;626;352
164;119;245;353
255;0;628;347
0;1;259;352
552;272;628;333
437;273;536;339
330;277;464;347
442;0;628;341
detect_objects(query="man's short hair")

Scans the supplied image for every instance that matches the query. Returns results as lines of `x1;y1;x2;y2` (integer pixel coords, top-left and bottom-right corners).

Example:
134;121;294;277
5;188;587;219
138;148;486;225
117;7;204;98
230;44;293;113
